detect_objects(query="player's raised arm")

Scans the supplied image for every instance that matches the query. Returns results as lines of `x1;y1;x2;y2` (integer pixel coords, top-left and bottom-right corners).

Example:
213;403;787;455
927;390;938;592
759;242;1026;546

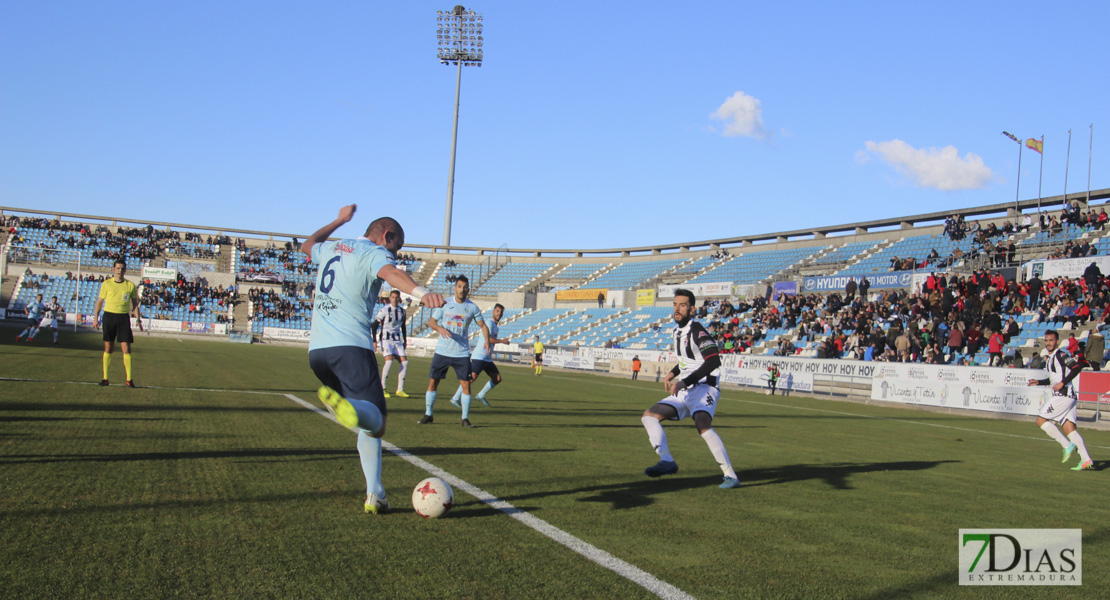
300;204;357;262
377;264;445;309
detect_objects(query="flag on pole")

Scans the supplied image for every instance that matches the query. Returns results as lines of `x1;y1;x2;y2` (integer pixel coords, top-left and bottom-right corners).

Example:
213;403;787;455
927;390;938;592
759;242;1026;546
1002;131;1020;143
1026;137;1043;154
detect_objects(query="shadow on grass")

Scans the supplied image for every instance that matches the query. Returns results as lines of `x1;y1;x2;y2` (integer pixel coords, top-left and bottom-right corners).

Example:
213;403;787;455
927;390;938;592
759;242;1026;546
742;460;961;490
484;475;722;511
488;460;960;510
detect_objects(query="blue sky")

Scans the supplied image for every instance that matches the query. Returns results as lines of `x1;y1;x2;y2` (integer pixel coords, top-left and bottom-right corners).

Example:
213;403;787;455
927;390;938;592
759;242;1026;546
2;1;1107;251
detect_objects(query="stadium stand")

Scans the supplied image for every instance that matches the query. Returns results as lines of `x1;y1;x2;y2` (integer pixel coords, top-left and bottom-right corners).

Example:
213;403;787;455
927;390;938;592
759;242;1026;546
583;259;684;291
690;246;825;285
473;262;553;295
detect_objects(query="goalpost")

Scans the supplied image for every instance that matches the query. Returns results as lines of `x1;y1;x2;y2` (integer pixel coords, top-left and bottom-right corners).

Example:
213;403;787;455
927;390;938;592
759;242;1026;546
2;244;85;332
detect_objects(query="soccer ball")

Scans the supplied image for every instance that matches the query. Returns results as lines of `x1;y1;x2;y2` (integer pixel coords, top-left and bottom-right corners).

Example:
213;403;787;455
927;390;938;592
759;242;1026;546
412;477;454;518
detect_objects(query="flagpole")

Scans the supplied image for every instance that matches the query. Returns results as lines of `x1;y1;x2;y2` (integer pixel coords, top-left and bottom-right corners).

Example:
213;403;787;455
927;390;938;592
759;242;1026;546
1064;129;1072;205
1037;134;1044;207
1088;124;1094;206
1002;131;1022;214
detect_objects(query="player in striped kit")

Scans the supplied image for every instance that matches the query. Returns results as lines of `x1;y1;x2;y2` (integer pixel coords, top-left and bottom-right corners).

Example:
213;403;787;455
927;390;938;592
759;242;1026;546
640;288;741;489
376;289;410;398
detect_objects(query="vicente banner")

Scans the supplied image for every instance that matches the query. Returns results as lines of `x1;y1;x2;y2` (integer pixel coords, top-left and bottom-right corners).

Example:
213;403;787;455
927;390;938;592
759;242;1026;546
870;362;1049;416
556;289;607;302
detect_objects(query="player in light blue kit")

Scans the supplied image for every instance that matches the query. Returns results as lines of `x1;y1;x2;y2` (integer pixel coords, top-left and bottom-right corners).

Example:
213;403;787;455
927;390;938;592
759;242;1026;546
16;294;47;342
301;205;445;514
451;303;510;408
421;275;490;428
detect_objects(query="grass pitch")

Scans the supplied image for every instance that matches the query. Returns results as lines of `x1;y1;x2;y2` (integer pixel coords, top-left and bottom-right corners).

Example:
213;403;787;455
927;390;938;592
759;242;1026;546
1;331;1108;599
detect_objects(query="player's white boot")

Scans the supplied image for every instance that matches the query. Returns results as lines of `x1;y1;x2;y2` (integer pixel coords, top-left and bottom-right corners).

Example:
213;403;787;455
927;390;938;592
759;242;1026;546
364;493;390;514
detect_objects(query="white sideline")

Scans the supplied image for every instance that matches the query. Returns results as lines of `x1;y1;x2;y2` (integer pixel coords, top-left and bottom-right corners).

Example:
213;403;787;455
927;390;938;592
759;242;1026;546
282;393;697;600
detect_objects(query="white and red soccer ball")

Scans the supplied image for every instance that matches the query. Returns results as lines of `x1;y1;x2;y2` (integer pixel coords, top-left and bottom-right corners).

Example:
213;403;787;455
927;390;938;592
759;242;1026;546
412;477;454;518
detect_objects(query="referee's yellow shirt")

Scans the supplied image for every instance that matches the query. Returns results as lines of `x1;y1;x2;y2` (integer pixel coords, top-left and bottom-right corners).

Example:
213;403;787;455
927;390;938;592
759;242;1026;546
98;278;138;314
533;342;544;354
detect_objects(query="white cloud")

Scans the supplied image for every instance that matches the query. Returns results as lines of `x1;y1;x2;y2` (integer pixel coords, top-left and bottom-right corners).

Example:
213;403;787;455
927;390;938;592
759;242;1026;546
710;91;768;140
862;139;994;191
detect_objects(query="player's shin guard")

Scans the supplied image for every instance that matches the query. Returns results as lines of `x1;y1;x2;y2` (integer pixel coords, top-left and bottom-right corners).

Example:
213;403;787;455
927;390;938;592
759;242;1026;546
1040;421;1071;448
357;431;385;498
381;360;393;389
123;354;133;380
349;399;384;435
424;391;437;416
461;395;472;420
102;353;112;379
1067;430;1093;463
701;428;737;479
397;361;407;391
641;416;674;462
477;380;495;399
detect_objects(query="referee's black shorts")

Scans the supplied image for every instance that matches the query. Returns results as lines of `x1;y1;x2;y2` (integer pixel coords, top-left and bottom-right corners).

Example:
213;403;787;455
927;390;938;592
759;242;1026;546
102;312;134;343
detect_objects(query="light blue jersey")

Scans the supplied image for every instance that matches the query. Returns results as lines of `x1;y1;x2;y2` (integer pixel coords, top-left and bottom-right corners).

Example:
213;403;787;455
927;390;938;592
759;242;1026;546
432;299;483;358
308;238;394;351
26;301;46;320
470;317;499;361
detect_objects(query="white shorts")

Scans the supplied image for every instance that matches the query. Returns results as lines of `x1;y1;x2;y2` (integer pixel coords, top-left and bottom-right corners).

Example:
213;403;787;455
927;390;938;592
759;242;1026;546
1038;393;1078;425
380;339;407;358
658;384;720;421
38;317;57;329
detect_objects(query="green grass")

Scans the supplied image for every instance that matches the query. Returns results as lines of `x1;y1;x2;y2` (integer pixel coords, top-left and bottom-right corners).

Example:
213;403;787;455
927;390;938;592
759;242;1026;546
1;331;1108;599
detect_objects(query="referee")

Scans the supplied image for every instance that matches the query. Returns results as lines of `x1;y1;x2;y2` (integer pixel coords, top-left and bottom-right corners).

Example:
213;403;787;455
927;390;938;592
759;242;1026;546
93;258;143;387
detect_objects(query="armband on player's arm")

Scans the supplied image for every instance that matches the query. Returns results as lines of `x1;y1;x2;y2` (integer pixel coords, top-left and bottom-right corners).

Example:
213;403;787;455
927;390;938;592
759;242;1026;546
411;286;430;301
1036;378;1051;386
669;365;681;378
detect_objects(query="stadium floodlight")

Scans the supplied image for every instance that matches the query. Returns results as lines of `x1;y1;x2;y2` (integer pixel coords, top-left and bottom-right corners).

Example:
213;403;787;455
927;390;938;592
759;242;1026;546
437;5;484;248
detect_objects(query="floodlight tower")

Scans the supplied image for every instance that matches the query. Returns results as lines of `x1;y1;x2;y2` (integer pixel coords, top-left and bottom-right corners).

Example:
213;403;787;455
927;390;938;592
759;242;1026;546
436;5;483;248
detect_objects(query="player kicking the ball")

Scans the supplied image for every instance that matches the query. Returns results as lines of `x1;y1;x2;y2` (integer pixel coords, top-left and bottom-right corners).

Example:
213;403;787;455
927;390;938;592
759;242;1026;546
1027;329;1095;470
641;288;741;489
302;205;445;514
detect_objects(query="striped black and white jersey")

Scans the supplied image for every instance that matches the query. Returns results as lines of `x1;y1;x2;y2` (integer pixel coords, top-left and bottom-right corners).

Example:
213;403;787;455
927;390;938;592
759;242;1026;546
1043;348;1085;398
44;301;62;320
375;304;407;342
673;320;721;388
